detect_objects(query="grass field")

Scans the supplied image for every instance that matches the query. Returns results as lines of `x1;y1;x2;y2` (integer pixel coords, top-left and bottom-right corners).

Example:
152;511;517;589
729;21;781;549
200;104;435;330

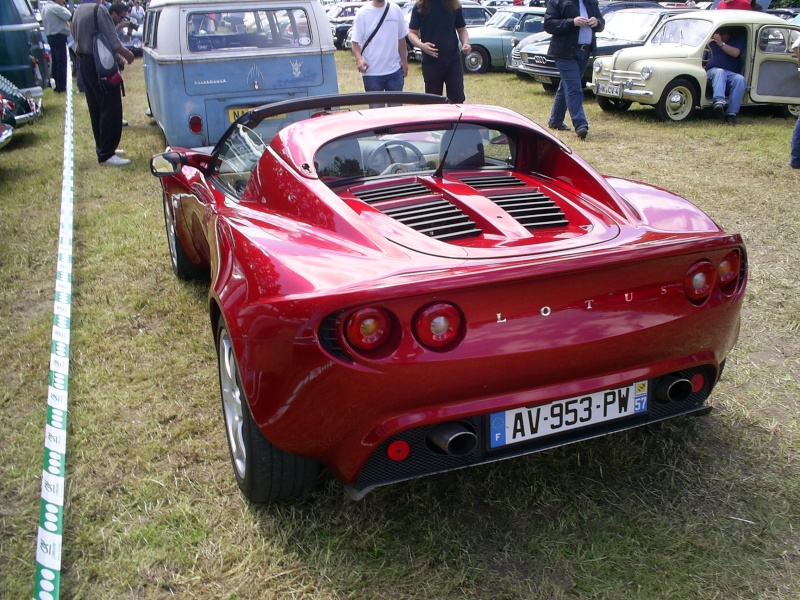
1;52;798;599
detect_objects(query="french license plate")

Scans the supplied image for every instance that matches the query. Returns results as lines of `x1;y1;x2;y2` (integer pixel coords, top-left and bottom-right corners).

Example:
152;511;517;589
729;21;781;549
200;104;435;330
533;75;552;84
489;381;648;448
597;83;621;97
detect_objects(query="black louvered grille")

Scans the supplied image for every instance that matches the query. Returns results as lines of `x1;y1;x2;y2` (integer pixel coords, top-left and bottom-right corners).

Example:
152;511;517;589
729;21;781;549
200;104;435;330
381;199;481;241
354;182;431;204
489;190;568;230
458;174;526;189
318;314;352;363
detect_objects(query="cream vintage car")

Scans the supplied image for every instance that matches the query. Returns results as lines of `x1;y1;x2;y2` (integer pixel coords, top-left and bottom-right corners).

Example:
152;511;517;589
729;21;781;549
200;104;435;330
589;11;800;122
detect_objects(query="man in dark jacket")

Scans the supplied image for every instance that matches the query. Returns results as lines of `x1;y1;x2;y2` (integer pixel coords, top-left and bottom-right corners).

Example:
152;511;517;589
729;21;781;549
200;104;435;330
544;0;604;140
71;0;135;165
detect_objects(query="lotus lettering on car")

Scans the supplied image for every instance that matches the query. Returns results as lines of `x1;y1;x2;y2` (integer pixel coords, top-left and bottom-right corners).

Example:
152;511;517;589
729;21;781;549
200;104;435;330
150;92;746;502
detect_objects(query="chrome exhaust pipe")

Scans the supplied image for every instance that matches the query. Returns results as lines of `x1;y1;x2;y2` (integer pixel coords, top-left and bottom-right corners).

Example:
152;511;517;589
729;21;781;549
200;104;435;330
654;375;693;403
427;422;477;456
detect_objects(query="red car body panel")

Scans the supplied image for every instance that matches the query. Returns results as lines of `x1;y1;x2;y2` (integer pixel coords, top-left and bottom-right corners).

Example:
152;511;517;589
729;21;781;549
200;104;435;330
154;96;745;497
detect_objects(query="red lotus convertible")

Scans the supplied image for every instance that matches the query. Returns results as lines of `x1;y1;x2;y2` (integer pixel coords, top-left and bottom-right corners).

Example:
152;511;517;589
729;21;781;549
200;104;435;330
150;93;746;502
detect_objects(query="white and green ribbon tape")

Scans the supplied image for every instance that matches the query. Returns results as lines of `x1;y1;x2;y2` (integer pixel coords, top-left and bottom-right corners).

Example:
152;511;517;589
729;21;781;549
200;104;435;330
33;61;75;600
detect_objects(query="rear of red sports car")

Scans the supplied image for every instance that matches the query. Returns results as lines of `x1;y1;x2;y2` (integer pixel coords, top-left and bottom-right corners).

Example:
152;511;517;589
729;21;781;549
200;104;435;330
153;95;746;501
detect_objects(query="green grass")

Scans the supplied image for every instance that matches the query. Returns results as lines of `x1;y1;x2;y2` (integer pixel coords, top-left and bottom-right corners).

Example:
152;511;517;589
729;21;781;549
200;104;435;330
1;52;798;599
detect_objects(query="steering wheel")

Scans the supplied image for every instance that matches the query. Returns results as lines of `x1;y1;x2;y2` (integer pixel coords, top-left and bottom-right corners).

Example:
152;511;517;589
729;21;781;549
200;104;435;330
366;140;427;176
702;43;713;67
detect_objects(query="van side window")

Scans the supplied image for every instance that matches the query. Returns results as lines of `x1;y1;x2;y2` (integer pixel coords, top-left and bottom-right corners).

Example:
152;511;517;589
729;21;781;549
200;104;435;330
187;9;312;53
143;10;160;49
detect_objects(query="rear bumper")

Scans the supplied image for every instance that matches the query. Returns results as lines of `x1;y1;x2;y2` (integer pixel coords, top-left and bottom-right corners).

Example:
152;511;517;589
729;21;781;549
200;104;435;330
347;364;716;499
13;96;42;126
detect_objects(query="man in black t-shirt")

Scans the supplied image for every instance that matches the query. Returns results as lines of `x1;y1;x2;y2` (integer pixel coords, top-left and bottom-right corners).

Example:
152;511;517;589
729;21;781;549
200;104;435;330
408;0;472;103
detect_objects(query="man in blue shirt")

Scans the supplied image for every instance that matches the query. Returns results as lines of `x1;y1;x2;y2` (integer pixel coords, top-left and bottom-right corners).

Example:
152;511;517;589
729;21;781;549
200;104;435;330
705;27;746;126
544;0;604;140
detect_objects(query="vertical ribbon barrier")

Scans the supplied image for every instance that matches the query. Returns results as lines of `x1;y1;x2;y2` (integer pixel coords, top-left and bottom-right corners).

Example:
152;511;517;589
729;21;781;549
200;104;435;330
33;61;75;600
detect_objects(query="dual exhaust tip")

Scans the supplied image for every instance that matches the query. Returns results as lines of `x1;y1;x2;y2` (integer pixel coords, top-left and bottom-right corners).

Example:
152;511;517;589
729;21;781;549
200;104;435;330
426;374;694;456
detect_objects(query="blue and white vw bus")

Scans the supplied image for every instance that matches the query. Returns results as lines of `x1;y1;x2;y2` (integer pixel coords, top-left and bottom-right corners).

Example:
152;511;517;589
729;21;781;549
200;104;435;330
142;0;338;148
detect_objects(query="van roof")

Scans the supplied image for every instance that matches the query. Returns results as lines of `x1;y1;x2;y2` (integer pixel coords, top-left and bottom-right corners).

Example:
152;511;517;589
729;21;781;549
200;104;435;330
148;0;319;8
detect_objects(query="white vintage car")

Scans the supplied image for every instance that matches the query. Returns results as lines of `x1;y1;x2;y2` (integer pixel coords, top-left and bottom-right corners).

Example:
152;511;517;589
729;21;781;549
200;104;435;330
589;11;800;122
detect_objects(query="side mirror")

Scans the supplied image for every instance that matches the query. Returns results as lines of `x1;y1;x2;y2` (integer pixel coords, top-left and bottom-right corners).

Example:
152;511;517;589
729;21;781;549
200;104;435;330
150;151;187;176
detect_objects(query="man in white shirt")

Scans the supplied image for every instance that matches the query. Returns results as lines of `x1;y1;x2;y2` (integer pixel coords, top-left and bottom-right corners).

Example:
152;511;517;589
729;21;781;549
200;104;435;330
350;0;409;92
41;0;73;92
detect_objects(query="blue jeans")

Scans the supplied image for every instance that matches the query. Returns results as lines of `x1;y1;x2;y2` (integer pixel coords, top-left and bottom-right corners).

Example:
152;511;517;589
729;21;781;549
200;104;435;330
792;113;800;168
706;68;745;116
550;48;590;130
362;68;404;92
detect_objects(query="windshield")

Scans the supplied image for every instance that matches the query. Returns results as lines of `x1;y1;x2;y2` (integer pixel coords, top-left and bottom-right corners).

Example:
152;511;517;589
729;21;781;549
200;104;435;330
650;18;711;48
598;11;661;43
485;10;523;30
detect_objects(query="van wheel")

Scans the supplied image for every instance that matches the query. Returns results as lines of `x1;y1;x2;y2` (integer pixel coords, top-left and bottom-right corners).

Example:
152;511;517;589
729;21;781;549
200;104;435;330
597;97;632;112
463;47;489;74
542;82;559;93
655;78;697;122
217;322;320;502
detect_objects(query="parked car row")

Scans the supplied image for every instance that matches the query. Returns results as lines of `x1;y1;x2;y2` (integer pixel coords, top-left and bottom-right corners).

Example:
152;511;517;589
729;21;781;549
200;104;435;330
0;0;50;98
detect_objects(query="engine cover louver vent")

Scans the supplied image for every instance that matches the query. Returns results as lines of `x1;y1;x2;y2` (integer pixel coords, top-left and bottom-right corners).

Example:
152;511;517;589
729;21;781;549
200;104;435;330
458;174;526;189
381;199;482;241
353;181;431;204
353;182;482;242
488;190;568;230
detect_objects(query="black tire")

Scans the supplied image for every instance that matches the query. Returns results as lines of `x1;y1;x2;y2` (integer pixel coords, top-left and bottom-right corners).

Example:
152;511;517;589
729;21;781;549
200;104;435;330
655;78;697;122
217;321;320;503
596;96;632;112
463;46;489;74
162;190;206;280
541;82;558;93
781;104;800;119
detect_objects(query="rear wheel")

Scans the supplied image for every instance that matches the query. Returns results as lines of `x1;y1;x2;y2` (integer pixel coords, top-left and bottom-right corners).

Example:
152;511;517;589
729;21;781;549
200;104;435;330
655;78;697;122
597;96;632;112
217;321;320;502
782;104;800;119
463;46;489;74
162;190;205;280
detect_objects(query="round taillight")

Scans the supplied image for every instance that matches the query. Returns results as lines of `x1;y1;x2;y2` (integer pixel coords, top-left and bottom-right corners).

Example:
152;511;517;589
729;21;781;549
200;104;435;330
414;302;462;349
387;440;410;462
683;260;717;304
717;250;741;289
188;114;203;134
345;307;391;350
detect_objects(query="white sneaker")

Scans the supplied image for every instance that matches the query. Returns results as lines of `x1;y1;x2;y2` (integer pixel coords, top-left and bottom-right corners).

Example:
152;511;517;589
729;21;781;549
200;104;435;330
121;119;129;126
101;154;131;166
115;149;126;156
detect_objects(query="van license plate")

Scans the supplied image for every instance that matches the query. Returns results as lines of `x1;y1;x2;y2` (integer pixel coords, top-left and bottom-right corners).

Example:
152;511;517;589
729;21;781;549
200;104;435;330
229;107;253;122
489;381;648;448
533;75;552;84
597;83;621;97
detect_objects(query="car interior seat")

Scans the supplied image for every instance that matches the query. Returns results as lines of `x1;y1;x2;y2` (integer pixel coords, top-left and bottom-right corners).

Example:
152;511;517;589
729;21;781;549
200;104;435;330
439;124;485;169
315;136;364;179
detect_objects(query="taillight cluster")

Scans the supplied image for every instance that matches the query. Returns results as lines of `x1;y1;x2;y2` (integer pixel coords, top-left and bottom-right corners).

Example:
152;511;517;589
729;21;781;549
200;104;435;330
683;249;743;305
189;114;203;135
342;301;464;355
0;93;15;112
